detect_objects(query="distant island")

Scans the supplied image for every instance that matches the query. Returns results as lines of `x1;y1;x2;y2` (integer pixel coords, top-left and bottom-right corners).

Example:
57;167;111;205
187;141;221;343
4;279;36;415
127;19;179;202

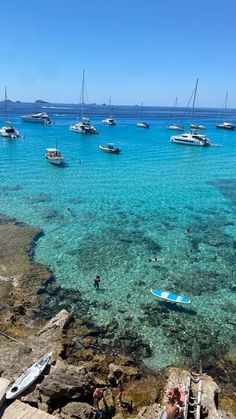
35;99;49;104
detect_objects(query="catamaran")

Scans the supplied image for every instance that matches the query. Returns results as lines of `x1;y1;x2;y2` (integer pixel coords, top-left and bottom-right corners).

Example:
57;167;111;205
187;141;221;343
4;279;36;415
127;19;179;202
170;79;211;146
216;92;236;130
0;87;20;138
70;70;99;135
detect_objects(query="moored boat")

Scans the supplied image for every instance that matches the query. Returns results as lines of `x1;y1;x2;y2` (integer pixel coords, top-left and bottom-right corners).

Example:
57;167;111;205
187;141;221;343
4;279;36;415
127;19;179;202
170;132;211;146
168;124;184;131
137;101;149;128
216;92;235;130
21;112;52;124
6;352;52;400
45;148;64;165
190;124;206;130
70;70;99;135
167;97;184;131
0;87;20;138
99;143;121;154
102;97;117;125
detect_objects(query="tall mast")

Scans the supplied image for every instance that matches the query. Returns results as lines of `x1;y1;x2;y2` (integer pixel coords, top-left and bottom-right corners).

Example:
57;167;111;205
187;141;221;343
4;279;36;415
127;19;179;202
224;91;228;122
190;78;198;126
81;69;85;117
5;86;8;125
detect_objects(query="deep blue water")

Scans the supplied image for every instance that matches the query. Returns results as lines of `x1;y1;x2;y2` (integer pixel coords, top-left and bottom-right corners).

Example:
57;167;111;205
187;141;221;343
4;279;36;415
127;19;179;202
0;102;236;370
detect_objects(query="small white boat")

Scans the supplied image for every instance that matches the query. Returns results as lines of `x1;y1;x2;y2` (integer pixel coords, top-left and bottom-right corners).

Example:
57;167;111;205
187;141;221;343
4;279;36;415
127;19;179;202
170;132;211;146
216;92;235;130
70;117;99;135
21;112;51;124
168;124;184;131
6;352;52;400
216;122;236;130
0;125;19;138
102;117;117;125
137;121;149;128
137;101;149;128
190;124;206;130
45;148;64;165
0;87;20;138
99;143;121;154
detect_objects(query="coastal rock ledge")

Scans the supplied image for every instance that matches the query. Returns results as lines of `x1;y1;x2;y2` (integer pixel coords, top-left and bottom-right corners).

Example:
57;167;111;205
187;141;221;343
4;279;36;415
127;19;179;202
0;310;235;418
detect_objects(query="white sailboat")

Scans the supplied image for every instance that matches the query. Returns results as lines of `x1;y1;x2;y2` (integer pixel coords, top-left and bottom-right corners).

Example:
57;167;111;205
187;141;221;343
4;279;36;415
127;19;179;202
137;102;149;128
102;96;117;125
0;87;20;139
216;92;236;130
170;79;211;146
167;97;184;131
70;70;99;135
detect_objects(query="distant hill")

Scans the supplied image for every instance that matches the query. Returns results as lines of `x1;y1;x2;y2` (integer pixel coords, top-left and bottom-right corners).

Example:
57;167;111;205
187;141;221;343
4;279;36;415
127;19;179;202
0;99;13;103
35;99;49;104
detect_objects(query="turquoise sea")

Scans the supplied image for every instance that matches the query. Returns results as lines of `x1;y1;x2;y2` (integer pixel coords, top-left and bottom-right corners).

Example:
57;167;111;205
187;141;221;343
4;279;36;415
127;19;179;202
0;102;236;371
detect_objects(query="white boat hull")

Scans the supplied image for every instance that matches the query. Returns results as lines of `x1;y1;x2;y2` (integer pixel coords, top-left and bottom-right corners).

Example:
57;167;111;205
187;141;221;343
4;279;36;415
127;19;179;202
0;127;20;138
137;122;149;128
6;352;52;400
70;123;98;135
168;125;184;131
46;157;64;165
170;133;211;146
102;118;117;125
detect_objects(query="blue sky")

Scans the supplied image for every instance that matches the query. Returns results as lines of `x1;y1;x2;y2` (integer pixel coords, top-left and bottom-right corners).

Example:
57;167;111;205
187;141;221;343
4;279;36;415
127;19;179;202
1;0;236;106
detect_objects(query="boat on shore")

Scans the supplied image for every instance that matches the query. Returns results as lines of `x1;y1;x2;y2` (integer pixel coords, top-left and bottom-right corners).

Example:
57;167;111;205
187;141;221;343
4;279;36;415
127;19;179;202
170;79;212;146
99;143;121;154
216;92;236;130
137;102;149;128
21;112;52;125
0;87;20;139
45;148;64;165
167;98;184;131
70;70;99;135
6;352;52;400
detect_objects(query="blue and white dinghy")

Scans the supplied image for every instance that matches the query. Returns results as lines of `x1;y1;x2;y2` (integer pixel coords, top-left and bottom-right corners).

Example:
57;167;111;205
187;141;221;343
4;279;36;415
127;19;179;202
150;289;191;304
6;352;53;399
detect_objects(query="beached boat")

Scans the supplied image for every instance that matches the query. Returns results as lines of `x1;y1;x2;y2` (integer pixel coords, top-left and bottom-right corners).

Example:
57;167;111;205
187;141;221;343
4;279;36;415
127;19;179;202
170;79;212;146
167;98;184;131
21;112;52;125
216;92;236;130
6;352;52;400
102;97;117;125
99;144;121;154
137;102;149;128
70;70;99;135
45;148;64;165
0;87;20;139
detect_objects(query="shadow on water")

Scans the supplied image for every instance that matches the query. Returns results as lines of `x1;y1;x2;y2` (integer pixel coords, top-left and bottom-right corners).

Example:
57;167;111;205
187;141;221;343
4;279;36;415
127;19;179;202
158;301;197;316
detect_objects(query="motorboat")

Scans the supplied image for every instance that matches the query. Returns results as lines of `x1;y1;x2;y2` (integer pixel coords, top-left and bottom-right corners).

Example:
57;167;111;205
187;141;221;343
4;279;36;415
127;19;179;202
167;98;184;131
170;132;211;146
70;70;99;135
21;112;52;124
99;143;121;154
102;117;117;125
137;121;149;128
70;116;99;134
216;122;236;130
190;124;206;130
216;92;235;130
168;124;184;131
45;148;64;165
0;125;19;138
0;87;20;138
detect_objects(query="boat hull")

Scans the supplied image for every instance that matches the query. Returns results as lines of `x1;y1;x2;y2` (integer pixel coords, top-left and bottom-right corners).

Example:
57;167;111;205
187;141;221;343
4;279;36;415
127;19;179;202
170;134;211;146
21;116;51;124
216;124;235;130
137;123;149;128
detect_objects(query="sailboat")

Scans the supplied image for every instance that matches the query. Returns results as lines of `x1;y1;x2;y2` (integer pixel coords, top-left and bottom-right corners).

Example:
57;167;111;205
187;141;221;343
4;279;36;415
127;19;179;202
137;102;149;128
170;79;211;146
102;97;117;125
167;97;184;131
70;70;99;135
216;92;236;130
0;87;20;139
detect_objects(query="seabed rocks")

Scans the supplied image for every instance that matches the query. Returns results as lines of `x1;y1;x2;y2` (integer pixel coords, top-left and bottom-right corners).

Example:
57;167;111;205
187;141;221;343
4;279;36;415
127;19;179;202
0;216;235;418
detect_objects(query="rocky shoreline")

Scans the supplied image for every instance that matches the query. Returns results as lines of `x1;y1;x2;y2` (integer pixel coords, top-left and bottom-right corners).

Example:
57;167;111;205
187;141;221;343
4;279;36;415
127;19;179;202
0;216;235;418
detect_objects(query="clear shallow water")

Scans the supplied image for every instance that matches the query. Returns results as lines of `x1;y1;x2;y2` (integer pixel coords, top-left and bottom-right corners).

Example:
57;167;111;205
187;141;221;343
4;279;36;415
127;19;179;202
0;103;236;370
